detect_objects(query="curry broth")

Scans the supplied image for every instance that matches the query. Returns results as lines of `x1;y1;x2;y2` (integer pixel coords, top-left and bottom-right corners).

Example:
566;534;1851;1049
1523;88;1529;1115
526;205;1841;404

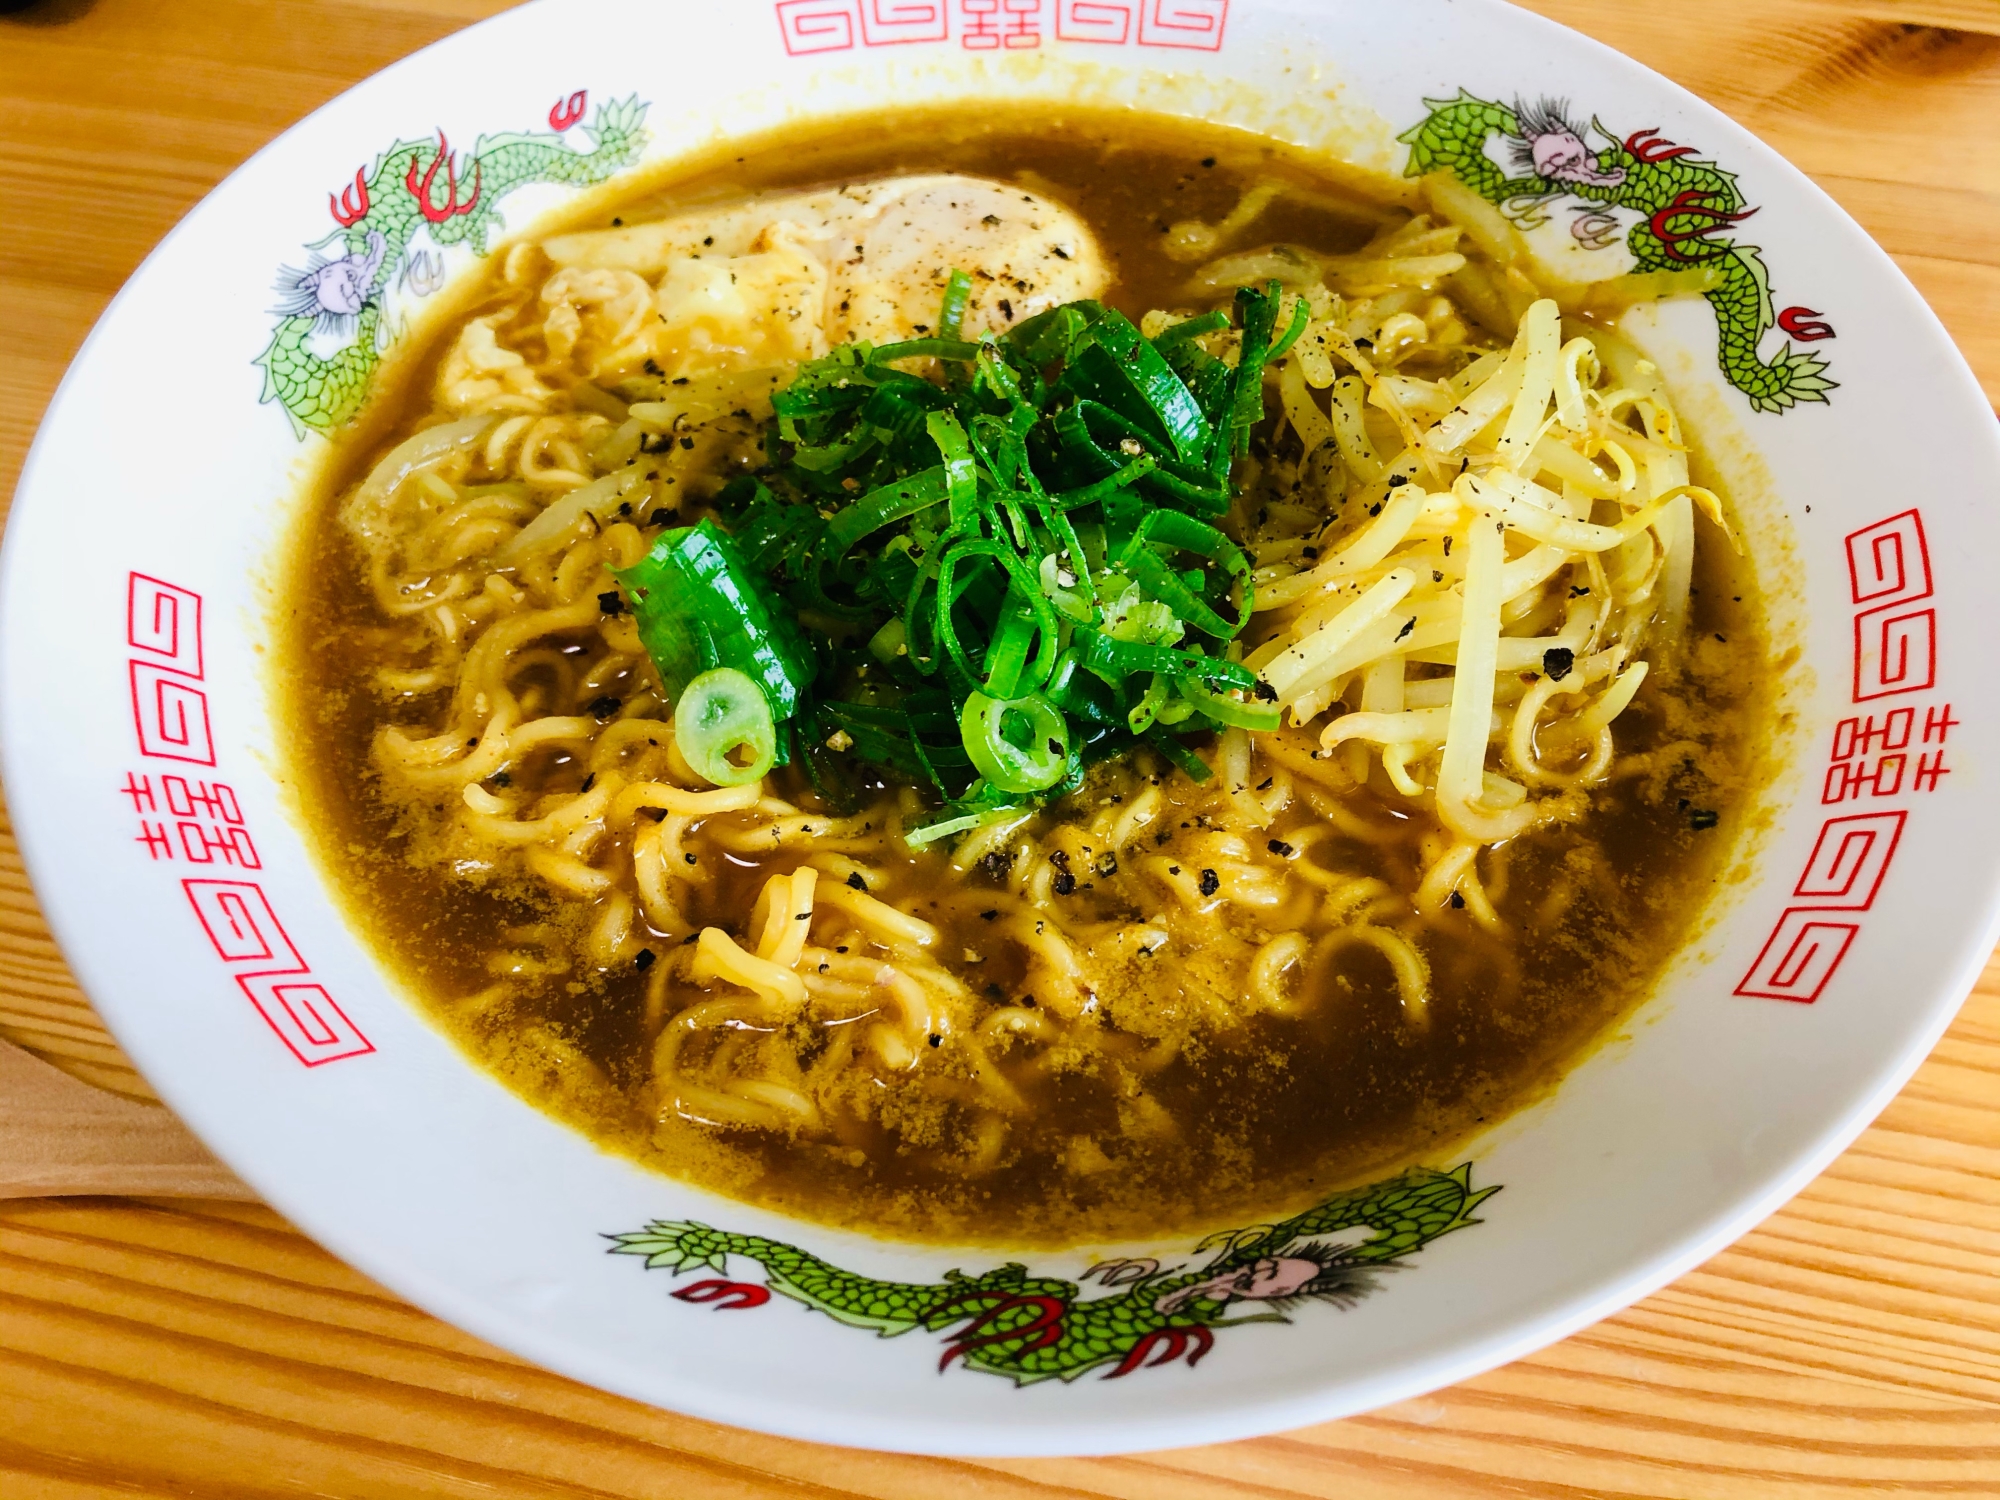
281;107;1768;1246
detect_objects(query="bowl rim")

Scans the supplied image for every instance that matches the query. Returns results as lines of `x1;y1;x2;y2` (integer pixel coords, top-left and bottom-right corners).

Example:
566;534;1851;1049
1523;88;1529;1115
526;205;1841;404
5;0;1999;1456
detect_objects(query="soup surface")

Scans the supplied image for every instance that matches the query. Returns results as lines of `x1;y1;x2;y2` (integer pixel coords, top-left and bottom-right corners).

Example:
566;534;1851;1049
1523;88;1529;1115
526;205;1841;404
281;107;1770;1246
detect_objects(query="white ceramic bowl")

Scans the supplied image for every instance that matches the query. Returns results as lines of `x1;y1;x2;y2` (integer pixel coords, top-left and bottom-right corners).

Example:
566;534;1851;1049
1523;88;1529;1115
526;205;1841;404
5;0;1997;1456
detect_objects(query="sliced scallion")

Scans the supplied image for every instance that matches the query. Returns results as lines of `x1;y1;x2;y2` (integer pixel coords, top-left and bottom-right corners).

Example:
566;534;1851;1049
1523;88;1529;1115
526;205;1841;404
961;691;1069;794
675;667;777;787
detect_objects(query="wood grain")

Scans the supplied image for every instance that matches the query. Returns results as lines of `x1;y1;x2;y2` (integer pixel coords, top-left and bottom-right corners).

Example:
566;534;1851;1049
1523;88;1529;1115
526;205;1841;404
1;0;1997;1491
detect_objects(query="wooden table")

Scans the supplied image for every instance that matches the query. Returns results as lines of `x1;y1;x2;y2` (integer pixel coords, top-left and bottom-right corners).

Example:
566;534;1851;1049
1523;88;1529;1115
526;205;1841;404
3;0;1999;1491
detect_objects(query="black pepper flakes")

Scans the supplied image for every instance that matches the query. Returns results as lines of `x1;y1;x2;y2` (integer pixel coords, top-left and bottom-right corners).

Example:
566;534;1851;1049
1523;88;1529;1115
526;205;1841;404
1253;680;1278;702
1449;890;1466;909
649;508;673;527
979;909;998;921
1267;839;1294;857
1052;870;1077;896
586;695;621;719
597;590;624;615
578;773;595;793
846;871;867;891
928;1034;941;1048
1542;646;1575;681
1197;868;1220;897
1095;851;1118;878
1689;808;1720;831
634;950;656;972
684;852;697;865
979;851;1010;880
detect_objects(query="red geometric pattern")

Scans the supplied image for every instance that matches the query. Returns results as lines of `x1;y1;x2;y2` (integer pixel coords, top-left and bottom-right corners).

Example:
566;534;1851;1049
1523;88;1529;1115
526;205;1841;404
236;976;373;1066
1733;912;1862;1004
128;662;216;766
1791;810;1906;908
183;880;373;1065
1137;0;1228;48
1740;504;1948;1004
1055;0;1133;42
183;879;303;968
1844;509;1930;607
1845;508;1936;703
1853;603;1936;701
121;572;373;1065
127;574;204;677
774;0;1226;52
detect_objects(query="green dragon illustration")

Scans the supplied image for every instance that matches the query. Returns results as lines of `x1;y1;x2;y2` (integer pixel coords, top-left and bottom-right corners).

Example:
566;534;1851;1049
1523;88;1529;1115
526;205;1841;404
608;1163;1495;1384
1399;91;1834;414
256;92;649;434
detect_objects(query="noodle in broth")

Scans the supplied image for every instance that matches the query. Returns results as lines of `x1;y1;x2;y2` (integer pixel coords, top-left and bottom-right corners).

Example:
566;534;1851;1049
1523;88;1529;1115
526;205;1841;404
281;109;1768;1246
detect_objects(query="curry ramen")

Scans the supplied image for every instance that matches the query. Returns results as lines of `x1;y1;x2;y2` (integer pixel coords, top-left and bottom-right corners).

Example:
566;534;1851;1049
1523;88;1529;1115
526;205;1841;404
279;109;1768;1246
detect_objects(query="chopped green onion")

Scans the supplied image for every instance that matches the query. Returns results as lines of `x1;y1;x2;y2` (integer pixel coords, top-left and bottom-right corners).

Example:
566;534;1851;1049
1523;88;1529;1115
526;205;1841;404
868;337;981;368
826;466;949;559
1145;725;1214;781
961;691;1069;794
1150;309;1230;350
612;284;1307;842
937;268;974;341
926;411;979;515
614;518;815;720
1059;308;1212;464
1127;672;1170;734
1179;677;1282;731
676;668;777;786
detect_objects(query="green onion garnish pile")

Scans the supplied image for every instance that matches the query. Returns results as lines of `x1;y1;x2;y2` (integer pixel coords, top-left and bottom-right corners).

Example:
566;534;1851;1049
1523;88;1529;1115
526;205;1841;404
614;273;1309;843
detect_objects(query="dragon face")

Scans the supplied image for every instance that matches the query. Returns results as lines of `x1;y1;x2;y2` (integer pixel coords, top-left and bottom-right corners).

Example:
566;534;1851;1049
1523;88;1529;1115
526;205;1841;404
303;260;368;316
1510;98;1628;188
279;229;388;328
306;231;388;316
1154;1254;1324;1313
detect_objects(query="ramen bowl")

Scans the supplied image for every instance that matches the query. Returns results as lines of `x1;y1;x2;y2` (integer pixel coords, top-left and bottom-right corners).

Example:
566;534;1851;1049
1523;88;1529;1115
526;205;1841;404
4;0;1997;1457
